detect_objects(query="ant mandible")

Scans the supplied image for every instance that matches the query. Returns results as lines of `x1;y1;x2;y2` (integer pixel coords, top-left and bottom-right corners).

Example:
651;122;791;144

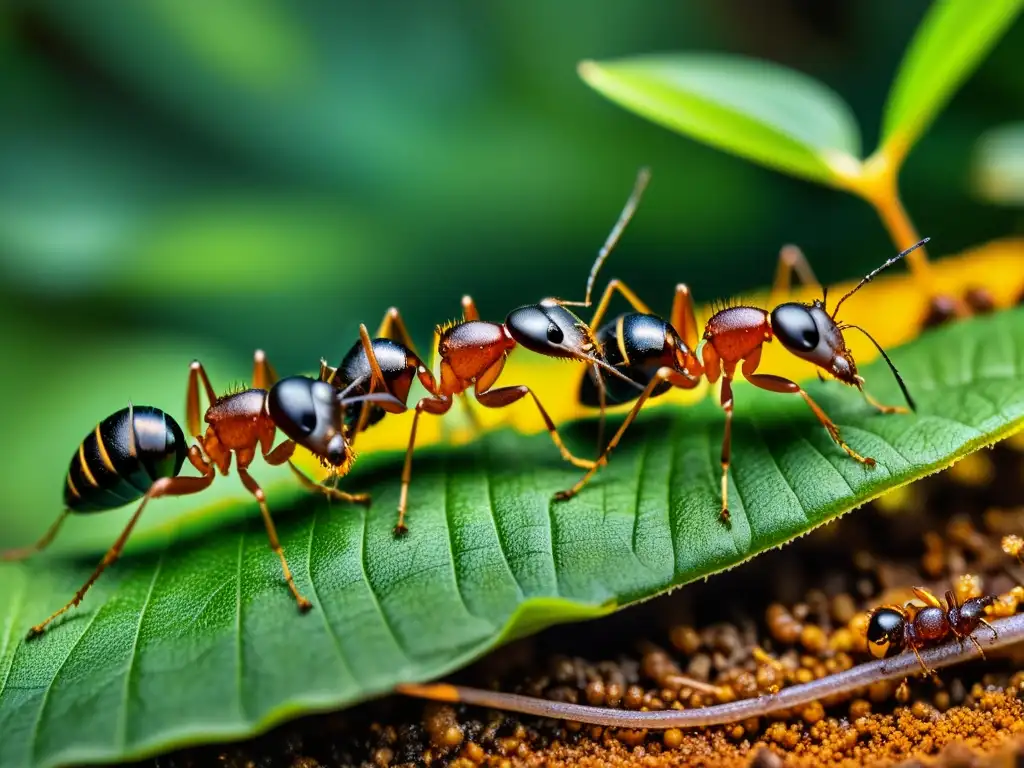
867;586;997;676
3;352;386;637
317;172;651;535
554;237;928;521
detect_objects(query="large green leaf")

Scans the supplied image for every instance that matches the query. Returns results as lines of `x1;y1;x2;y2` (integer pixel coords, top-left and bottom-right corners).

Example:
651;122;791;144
578;54;862;185
880;0;1024;158
1;308;1023;768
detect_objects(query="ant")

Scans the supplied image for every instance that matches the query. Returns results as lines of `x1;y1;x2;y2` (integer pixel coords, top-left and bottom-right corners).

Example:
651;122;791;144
866;586;997;676
3;352;386;637
554;237;928;521
317;172;651;535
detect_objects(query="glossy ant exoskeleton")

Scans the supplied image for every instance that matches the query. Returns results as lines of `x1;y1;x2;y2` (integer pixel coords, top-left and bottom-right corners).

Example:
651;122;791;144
3;351;386;637
319;299;644;536
316;172;651;535
866;586;997;675
554;238;928;521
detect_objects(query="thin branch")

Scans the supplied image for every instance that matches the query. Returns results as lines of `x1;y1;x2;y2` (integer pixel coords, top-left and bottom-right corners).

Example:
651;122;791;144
397;613;1024;728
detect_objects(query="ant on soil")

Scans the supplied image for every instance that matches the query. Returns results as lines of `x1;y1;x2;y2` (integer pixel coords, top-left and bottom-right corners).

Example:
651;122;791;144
3;352;390;636
866;586;998;676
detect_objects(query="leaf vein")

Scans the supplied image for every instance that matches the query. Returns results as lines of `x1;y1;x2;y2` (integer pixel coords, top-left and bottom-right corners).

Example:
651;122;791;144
0;572;28;700
30;608;105;765
306;505;358;687
359;499;411;660
118;549;165;750
443;455;475;618
482;443;524;598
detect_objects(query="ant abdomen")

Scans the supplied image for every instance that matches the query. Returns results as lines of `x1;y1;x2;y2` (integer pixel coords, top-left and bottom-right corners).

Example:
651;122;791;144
65;405;188;513
579;314;681;407
865;606;907;659
335;338;419;429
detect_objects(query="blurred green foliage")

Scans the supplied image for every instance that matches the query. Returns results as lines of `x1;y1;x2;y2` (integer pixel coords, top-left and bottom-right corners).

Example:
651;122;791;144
0;1;1021;432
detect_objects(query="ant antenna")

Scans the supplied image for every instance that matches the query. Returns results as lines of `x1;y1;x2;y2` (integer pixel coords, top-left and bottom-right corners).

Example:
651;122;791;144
831;238;929;320
840;324;916;411
561;167;652;308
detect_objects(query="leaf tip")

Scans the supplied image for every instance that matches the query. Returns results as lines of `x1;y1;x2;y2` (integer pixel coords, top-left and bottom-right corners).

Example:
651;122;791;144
577;59;601;83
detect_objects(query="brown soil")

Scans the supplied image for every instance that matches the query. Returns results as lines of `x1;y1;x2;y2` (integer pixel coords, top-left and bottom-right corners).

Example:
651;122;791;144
140;440;1024;768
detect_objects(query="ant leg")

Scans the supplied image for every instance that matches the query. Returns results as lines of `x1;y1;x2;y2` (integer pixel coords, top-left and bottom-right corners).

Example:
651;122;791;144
2;510;71;561
979;618;998;640
967;632;987;659
375;306;421;356
287;462;371;505
397;397;453;535
745;373;876;467
555;367;696;501
909;643;937;679
475;384;595;470
265;431;371;505
359;324;388;388
27;451;215;638
252;349;279;390
319;359;335;383
587;279;655;332
235;465;312;612
352;325;411;436
186;360;219;439
769;244;822;307
593;363;607;454
351;325;385;439
717;375;736;523
669;283;701;353
862;389;909;415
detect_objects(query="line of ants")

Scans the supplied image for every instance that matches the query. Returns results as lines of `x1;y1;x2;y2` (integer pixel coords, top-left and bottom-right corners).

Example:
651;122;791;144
5;169;932;639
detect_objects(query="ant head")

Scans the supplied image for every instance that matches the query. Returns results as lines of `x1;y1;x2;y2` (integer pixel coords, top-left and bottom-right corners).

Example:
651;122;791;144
267;376;353;470
866;607;907;659
956;594;995;628
770;301;859;386
505;300;593;360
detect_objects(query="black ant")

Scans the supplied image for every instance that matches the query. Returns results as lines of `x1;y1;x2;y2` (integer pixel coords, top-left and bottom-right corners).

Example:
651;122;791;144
866;586;997;675
554;236;927;521
317;173;650;536
3;352;386;637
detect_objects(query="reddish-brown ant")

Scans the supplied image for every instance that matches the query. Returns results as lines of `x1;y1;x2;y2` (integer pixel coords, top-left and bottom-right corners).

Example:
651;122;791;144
866;586;998;676
320;299;643;536
555;238;927;520
318;174;651;536
4;352;387;636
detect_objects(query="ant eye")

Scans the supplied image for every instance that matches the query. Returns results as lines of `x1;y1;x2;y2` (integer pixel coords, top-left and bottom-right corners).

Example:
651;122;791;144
546;323;564;344
770;304;820;352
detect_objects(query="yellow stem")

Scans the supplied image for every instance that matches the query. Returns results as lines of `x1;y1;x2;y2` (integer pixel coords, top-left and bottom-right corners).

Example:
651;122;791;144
844;149;968;317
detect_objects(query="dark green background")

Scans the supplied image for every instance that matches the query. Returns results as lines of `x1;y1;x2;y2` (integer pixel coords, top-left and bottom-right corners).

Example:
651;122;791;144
0;1;1021;510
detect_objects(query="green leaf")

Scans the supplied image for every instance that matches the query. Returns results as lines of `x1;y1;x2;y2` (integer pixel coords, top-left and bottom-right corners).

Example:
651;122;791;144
2;308;1023;768
578;54;862;185
881;0;1024;157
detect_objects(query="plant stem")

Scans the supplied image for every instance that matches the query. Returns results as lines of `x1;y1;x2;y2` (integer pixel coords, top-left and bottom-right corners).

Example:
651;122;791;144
397;612;1024;728
852;151;969;318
